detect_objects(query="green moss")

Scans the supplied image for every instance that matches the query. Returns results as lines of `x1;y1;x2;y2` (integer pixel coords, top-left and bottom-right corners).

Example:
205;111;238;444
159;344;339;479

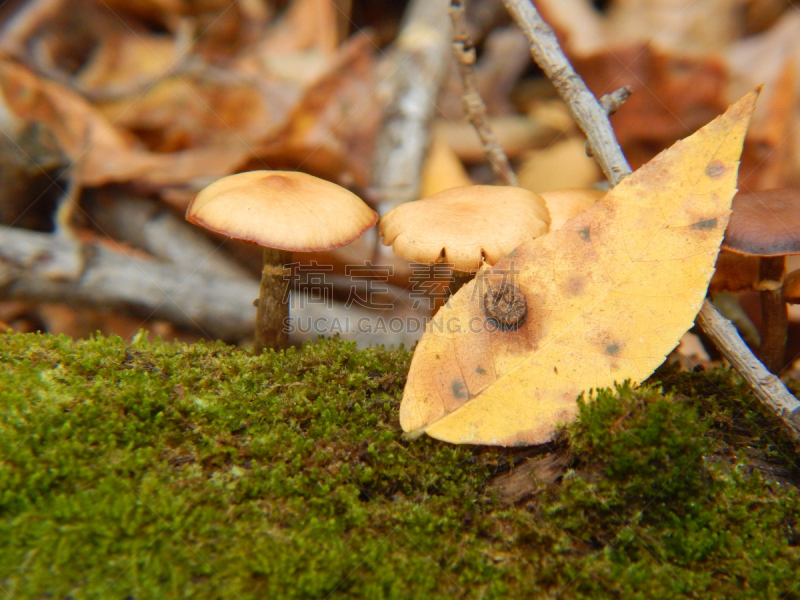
0;331;799;599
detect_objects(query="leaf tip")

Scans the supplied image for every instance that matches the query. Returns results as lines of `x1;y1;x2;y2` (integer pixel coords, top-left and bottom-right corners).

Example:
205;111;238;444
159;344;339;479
735;86;762;114
401;427;427;442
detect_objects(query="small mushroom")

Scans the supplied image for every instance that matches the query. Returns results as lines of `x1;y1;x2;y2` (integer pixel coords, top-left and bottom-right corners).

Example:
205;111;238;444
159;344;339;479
722;188;800;373
539;188;605;231
379;185;550;295
186;170;378;351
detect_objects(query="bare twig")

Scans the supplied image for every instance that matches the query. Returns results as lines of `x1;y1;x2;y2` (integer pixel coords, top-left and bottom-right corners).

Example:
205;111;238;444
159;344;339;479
502;0;632;185
369;0;452;215
0;226;428;348
599;85;633;116
449;0;517;186
501;0;800;440
83;192;253;280
474;26;532;116
0;225;258;341
697;301;800;443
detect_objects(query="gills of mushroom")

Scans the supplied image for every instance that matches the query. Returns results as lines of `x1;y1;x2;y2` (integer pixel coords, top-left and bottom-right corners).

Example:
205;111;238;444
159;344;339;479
378;185;551;298
186;170;378;352
722;188;800;373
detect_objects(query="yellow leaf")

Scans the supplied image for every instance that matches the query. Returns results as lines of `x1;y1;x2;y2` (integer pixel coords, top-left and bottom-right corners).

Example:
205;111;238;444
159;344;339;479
400;90;759;447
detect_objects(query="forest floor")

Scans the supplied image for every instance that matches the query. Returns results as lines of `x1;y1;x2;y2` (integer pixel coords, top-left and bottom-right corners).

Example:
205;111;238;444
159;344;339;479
1;331;799;599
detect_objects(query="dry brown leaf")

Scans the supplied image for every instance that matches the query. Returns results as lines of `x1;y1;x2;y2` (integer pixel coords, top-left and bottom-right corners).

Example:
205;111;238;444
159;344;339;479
535;0;732;170
537;0;745;56
433;116;558;163
253;33;381;188
74;31;181;99
527;100;574;135
604;0;742;54
261;0;340;54
399;90;757;446
95;74;279;152
575;46;728;169
738;59;797;190
420;133;472;198
517;138;601;193
0;59;253;190
0;58;149;186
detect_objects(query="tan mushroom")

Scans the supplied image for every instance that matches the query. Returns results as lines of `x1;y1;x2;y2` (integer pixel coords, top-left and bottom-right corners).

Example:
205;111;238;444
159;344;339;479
379;185;550;294
187;170;378;351
539;188;605;231
721;188;800;373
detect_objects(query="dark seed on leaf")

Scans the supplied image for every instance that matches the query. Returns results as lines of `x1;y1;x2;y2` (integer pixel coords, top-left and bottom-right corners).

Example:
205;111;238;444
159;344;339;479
484;283;527;331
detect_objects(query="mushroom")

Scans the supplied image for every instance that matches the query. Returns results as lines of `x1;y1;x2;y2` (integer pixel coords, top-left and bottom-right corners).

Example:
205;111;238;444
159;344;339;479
539;188;605;231
379;185;550;295
186;170;378;351
721;188;800;373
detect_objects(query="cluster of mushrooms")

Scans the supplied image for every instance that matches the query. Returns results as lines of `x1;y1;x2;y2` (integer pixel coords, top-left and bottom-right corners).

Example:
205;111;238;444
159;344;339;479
187;170;800;374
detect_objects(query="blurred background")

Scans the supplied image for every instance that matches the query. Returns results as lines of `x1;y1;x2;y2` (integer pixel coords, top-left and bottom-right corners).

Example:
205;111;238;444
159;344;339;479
2;0;800;369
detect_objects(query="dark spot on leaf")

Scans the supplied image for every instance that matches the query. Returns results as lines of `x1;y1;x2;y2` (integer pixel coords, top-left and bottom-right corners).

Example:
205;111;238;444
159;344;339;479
705;160;725;178
606;343;621;356
554;366;558;374
691;218;717;230
578;227;591;242
476;365;486;375
452;380;468;399
566;275;586;296
508;248;517;258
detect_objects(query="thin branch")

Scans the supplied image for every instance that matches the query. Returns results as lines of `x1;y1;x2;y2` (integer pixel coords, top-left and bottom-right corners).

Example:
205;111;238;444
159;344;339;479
0;226;429;348
502;0;632;185
599;85;633;116
84;192;253;280
0;225;258;341
369;0;452;215
501;0;800;439
697;300;800;443
449;0;517;186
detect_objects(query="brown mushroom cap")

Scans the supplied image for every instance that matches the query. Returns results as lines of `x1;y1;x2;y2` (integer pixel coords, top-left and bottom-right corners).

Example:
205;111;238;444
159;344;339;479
723;189;800;256
186;170;378;252
540;188;605;231
379;185;550;271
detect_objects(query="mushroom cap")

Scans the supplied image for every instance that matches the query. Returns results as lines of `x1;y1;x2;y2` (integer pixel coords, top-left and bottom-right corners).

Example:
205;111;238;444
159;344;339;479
540;188;605;231
379;185;550;271
723;189;800;256
186;170;378;251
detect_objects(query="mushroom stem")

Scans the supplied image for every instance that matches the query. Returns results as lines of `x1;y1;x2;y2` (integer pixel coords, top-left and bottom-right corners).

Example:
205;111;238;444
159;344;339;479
757;255;788;373
254;248;292;353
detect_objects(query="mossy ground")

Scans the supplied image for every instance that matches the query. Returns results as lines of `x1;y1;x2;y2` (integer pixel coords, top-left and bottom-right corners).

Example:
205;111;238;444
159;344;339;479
1;331;799;599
